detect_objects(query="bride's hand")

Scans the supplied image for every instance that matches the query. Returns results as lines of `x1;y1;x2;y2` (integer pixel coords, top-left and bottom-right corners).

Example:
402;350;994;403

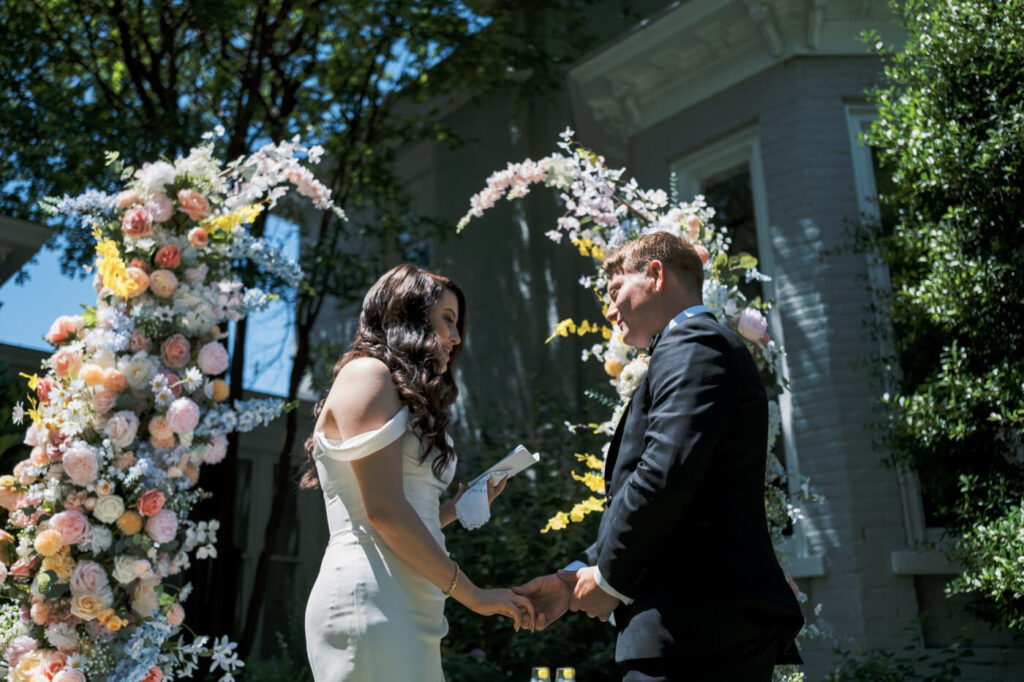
466;587;536;631
486;475;507;505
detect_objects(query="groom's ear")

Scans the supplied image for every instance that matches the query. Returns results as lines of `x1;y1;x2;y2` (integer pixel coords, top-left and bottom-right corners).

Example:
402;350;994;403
648;260;666;292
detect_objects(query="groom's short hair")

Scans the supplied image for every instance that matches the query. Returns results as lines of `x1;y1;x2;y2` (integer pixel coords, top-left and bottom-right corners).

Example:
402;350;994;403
602;232;704;296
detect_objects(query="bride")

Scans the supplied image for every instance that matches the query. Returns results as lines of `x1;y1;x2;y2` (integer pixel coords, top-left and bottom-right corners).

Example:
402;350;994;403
302;264;534;681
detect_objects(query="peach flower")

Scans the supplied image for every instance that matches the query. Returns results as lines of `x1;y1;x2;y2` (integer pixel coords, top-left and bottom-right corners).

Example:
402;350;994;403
62;443;98;486
136;490;165;517
154;244;180;269
70;593;107;620
693;243;710;264
148;416;173;441
121;206;153;238
45;316;83;345
187;227;209;248
53;671;87;682
50;510;89;545
160;333;191;369
686;214;701;239
124;267;150;298
211;379;230;402
102;368;128;393
177;189;211;221
91;389;118;414
34;529;64;557
197;342;229;376
140;666;163;682
52;348;82;378
116;511;143;536
80;363;105;386
115;189;141;210
40;650;68;679
149;269;178;298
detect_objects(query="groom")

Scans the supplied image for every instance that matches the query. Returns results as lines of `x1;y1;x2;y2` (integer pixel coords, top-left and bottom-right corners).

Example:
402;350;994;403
516;232;804;680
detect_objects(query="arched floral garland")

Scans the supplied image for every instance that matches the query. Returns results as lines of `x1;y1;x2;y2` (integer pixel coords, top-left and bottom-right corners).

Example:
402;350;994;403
458;129;815;680
0;137;339;681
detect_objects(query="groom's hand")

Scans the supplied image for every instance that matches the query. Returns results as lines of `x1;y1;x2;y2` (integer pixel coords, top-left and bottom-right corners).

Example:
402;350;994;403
512;573;572;631
568;566;619;622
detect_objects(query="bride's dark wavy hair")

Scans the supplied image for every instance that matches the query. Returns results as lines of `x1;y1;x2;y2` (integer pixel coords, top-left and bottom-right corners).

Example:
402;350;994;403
300;264;466;488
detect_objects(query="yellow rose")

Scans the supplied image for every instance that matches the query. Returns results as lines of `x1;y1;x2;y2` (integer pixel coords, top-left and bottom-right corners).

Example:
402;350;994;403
33;529;64;557
116;511;143;535
98;608;124;632
70;593;107;620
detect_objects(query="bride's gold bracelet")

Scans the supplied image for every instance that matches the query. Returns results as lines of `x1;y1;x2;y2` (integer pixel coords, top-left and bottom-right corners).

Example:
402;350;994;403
444;561;460;596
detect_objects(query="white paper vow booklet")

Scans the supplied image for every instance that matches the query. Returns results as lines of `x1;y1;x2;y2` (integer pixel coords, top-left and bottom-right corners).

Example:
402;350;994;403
468;445;539;487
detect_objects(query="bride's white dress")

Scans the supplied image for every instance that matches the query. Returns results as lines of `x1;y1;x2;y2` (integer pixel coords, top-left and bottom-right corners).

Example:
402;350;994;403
305;406;454;681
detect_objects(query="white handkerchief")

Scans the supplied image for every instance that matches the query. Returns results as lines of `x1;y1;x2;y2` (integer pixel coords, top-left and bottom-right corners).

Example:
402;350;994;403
456;445;539;530
455;471;508;530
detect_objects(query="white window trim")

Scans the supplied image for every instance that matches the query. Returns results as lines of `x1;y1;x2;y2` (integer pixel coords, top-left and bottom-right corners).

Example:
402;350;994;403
672;126;824;578
845;104;952;572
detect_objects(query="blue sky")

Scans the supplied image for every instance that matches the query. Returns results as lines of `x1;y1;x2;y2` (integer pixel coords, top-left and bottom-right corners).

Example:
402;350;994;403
0;219;297;397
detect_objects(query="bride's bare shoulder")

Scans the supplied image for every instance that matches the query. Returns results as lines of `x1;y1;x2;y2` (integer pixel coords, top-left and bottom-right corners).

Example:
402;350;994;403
325;357;400;425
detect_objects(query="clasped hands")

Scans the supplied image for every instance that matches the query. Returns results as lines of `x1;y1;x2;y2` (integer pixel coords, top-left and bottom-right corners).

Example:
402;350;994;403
512;566;619;631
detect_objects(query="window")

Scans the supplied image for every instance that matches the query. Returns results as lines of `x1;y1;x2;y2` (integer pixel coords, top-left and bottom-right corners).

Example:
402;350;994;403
672;127;822;576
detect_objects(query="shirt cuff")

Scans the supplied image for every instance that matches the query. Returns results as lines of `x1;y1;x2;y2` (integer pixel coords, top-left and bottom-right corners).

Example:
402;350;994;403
594;566;633;605
564;560;587;572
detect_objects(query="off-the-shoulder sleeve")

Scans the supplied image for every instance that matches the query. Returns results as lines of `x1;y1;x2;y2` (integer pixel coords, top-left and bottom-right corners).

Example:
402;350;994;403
313;406;410;462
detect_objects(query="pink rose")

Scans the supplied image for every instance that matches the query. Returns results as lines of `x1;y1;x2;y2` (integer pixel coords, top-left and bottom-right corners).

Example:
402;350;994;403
45;315;84;345
70;560;109;596
10;556;38;578
184;263;208;284
104;410;140;449
52;348;82;378
204;435;228;465
162;371;182;398
197;342;229;376
166;602;185;626
0;563;6;585
129;330;151;353
737;308;768;343
41;650;68;678
145;509;178;543
62;443;99;486
145;194;173;223
154;244;181;269
165;398;199;434
36;377;56;403
121;206;153;238
187;227;209;249
102;368;128;393
50;510;90;545
124;266;150;298
177;189;211;221
149;269;178;298
91;389;118;414
115;189;141;210
137;490;165;517
160;333;191;369
686;214;701;239
140;666;164;682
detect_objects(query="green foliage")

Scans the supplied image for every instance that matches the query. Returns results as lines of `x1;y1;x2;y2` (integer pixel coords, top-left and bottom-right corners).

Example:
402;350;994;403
863;0;1024;632
825;640;970;682
442;371;619;681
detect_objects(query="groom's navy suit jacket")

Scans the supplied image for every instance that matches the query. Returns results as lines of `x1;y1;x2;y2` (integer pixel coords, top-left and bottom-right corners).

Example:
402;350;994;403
578;312;804;664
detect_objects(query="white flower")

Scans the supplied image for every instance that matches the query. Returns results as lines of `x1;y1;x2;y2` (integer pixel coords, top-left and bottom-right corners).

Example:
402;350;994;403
134;161;177;194
11;401;24;425
616;357;648;399
93;495;126;524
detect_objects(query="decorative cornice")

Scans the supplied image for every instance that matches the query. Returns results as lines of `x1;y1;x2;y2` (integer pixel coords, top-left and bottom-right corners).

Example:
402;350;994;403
567;0;903;150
